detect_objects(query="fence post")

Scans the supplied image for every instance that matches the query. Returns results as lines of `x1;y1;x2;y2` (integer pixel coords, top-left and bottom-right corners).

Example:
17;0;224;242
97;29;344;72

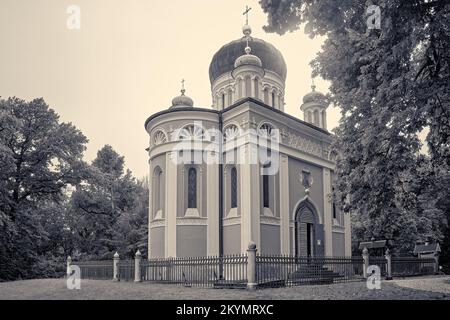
246;241;257;291
434;252;440;274
385;249;392;280
362;247;369;278
66;256;72;277
113;252;120;281
134;250;142;282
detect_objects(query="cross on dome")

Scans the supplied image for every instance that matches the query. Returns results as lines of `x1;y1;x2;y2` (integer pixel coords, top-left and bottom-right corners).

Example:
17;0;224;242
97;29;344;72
243;5;252;25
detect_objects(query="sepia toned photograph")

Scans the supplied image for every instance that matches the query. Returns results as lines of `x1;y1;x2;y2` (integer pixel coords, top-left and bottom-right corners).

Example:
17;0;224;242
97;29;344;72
0;0;449;313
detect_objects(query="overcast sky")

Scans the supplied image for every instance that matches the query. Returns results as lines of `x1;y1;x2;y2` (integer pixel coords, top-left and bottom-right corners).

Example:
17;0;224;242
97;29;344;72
0;0;341;178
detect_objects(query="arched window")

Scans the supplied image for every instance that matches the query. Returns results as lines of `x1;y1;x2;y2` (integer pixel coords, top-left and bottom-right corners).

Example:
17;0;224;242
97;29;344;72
271;92;276;107
322;110;327;129
253;78;259;99
178;124;206;140
156;170;162;210
227;89;233;107
313;109;320;126
224;124;240;142
153;130;167;146
264;88;269;104
263;173;269;208
221;93;226;109
245;76;251;97
307;111;312;123
188;168;197;208
262;163;271;208
153;167;164;218
231;167;238;208
237;78;242;99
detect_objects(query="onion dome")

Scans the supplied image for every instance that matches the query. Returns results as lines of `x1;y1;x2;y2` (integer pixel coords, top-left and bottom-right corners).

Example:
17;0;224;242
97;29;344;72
170;81;193;108
209;37;287;84
302;84;326;104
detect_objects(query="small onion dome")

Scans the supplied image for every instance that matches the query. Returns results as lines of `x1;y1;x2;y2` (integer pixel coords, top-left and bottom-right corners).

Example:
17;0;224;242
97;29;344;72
234;46;262;68
171;88;194;108
302;85;326;104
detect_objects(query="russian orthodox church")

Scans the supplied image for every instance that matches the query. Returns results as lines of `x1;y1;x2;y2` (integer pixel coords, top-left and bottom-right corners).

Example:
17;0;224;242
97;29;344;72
145;17;351;258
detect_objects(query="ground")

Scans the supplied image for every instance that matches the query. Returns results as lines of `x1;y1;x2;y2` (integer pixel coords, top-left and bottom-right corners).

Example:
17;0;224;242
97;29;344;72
0;276;448;300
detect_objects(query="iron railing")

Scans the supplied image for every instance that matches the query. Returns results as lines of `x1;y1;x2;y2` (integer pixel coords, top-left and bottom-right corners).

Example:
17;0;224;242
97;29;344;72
118;260;135;281
368;256;387;276
391;257;435;276
256;255;364;287
140;255;248;287
75;260;113;280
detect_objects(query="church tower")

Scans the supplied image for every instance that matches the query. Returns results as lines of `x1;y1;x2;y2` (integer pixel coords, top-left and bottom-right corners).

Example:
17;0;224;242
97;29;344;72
300;82;329;130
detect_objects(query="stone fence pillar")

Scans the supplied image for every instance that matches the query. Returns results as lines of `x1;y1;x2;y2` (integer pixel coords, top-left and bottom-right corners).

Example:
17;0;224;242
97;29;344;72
246;241;257;290
113;252;120;281
66;256;72;277
134;250;142;282
434;252;440;274
385;249;392;280
362;247;369;278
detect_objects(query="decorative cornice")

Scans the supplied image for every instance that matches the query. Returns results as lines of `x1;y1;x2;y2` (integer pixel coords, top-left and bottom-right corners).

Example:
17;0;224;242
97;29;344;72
283;129;323;158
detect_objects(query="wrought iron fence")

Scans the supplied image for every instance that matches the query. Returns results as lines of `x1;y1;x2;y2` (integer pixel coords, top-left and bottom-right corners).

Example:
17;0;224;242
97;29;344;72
118;260;135;281
368;256;387;276
140;255;248;287
391;257;435;276
256;255;364;287
75;260;113;280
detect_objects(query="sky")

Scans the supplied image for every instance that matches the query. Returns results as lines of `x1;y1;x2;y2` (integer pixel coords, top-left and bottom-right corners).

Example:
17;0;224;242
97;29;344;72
0;0;341;178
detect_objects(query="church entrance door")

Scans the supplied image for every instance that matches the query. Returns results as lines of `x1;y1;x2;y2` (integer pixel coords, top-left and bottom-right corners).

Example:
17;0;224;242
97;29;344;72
295;204;317;257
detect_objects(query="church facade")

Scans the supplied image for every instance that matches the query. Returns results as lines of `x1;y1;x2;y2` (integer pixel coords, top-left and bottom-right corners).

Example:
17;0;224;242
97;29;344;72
145;23;351;259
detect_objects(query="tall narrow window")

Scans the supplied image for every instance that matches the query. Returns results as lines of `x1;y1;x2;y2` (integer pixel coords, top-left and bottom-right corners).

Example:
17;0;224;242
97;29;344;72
271;92;276;107
322;110;327;129
188;168;197;208
264;88;269;104
237;78;242;99
228;89;233;107
263;172;269;208
245;76;251;97
313;109;320;126
221;93;226;109
156;170;162;211
231;167;238;208
253;78;259;99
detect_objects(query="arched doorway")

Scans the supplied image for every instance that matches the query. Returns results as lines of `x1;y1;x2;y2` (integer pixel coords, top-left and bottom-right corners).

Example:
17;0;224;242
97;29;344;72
295;200;318;257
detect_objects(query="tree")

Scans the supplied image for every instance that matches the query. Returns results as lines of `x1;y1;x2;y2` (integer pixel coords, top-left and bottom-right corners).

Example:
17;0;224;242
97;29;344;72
259;1;449;254
0;97;88;280
70;145;148;260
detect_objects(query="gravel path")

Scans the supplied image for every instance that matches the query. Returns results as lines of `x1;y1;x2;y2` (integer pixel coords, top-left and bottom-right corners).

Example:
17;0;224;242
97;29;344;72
393;276;450;294
0;277;449;300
